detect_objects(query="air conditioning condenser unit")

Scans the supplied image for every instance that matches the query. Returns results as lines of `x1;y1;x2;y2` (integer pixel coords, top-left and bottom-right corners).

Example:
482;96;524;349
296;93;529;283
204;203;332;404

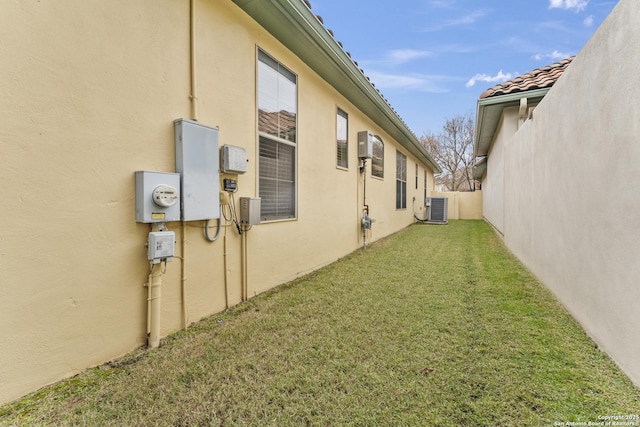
426;197;448;223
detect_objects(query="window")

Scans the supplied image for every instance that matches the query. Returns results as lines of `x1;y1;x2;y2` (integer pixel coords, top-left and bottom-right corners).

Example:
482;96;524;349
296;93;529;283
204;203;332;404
415;164;419;189
371;135;384;178
396;151;407;209
258;49;297;220
336;108;348;168
424;168;428;206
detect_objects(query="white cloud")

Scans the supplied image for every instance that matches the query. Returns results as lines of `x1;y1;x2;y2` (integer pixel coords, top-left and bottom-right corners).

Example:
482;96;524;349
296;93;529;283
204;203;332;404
583;14;594;26
387;49;431;64
423;9;487;31
465;70;514;88
548;0;589;12
368;71;451;93
532;50;571;61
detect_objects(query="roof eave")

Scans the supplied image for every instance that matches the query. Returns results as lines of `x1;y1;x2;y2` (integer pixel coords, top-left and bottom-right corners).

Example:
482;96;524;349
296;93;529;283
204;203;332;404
231;0;441;173
474;88;550;158
472;163;487;180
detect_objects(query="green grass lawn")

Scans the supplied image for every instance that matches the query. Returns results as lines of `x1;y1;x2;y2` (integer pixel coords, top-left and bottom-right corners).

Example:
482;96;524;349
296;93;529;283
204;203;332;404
1;220;639;426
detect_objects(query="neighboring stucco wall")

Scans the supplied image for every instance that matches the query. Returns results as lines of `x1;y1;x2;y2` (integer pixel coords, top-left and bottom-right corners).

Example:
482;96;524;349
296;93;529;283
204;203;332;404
457;191;483;220
496;0;640;386
431;191;483;220
481;107;518;234
0;0;435;404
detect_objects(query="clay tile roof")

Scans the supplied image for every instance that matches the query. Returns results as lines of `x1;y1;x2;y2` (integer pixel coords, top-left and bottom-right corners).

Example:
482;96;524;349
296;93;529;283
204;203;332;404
479;56;575;99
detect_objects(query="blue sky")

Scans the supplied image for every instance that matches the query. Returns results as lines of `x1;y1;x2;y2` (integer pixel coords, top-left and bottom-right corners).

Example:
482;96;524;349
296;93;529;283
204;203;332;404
309;0;619;135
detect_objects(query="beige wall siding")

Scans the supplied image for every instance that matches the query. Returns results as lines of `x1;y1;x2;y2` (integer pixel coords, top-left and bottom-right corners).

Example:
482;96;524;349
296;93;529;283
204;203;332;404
0;0;437;403
484;0;640;387
1;0;191;404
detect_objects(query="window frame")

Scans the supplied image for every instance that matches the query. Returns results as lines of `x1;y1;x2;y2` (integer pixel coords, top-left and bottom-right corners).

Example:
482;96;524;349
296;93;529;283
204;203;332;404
336;107;348;169
257;48;298;221
396;150;407;210
424;168;428;207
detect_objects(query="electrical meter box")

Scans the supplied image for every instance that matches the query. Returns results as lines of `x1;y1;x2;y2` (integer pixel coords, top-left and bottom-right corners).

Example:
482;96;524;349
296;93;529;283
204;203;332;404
357;131;373;159
147;231;175;264
239;197;261;226
221;145;247;174
135;171;181;223
174;118;220;221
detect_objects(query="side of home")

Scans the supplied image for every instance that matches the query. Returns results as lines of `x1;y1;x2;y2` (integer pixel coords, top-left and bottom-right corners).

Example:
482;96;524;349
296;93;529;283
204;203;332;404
0;0;440;404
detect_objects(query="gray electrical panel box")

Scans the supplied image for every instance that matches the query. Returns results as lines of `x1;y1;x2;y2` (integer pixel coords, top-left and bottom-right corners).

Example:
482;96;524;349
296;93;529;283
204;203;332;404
357;131;373;159
135;171;181;223
174;118;220;221
239;197;261;226
221;145;247;174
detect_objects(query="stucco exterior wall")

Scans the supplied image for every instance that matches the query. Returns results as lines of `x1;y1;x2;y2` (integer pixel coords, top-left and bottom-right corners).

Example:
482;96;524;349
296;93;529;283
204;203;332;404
494;0;640;386
431;191;483;220
481;107;518;234
0;0;436;404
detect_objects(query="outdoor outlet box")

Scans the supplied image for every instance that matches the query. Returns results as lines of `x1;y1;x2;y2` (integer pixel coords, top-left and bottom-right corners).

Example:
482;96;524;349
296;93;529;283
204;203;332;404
239;197;261;226
221;144;247;174
174;118;220;221
357;131;373;159
135;171;181;223
147;231;175;264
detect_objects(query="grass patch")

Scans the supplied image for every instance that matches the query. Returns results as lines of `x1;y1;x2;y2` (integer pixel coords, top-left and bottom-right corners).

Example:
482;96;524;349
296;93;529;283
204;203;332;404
1;221;638;426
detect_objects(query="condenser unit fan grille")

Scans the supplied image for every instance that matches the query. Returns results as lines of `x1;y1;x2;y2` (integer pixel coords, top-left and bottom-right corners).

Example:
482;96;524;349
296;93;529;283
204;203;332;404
427;197;448;222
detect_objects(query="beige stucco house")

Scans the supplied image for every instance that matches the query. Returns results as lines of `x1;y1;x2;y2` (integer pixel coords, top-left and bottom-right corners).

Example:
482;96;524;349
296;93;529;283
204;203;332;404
0;0;441;404
474;0;640;388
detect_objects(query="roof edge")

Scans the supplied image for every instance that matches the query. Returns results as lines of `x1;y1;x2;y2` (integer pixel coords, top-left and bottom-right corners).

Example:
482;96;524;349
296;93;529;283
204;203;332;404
474;88;550;158
231;0;441;173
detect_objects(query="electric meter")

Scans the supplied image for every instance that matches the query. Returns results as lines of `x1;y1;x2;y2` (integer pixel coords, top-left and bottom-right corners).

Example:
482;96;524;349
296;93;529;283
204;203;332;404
152;185;179;208
135;171;181;223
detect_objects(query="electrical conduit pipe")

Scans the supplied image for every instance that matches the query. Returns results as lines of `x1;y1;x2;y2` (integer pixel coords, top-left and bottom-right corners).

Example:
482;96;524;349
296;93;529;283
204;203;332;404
241;231;248;301
147;262;164;348
179;0;199;330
